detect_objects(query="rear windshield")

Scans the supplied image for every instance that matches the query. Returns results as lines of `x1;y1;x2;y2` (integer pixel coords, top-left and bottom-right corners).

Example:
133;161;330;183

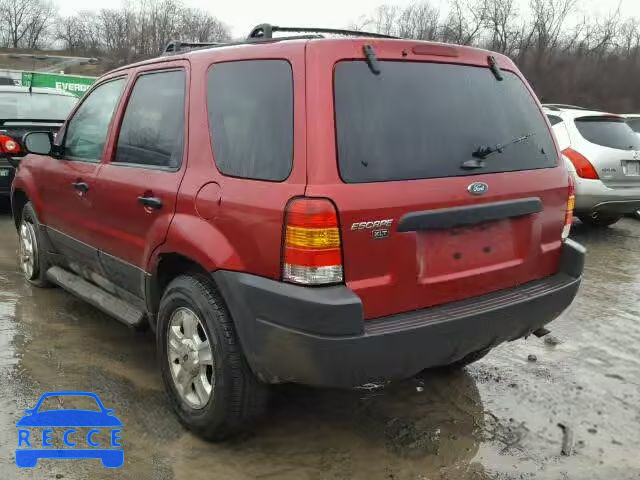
575;116;640;150
0;92;77;120
626;118;640;134
334;61;557;183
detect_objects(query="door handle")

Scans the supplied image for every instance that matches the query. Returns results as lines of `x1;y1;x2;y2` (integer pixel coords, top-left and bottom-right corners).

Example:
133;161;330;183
137;196;163;210
71;181;89;193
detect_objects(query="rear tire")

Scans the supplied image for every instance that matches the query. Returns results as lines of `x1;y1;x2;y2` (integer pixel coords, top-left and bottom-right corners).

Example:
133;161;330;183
157;273;267;441
444;347;492;369
578;213;622;228
19;202;52;288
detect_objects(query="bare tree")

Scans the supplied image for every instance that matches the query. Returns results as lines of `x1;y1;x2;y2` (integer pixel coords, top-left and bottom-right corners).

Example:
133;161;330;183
485;0;521;55
0;0;55;48
441;0;488;45
180;8;231;43
396;2;441;40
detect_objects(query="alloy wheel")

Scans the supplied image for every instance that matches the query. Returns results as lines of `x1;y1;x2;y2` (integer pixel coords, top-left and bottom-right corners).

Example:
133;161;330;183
167;307;215;409
19;221;38;280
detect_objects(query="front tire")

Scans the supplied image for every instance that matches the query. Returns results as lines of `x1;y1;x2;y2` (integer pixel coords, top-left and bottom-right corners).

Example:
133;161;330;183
157;274;267;441
578;213;622;228
19;202;52;287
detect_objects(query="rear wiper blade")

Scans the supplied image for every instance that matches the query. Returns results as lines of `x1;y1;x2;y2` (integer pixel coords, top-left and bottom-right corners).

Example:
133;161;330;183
461;133;536;169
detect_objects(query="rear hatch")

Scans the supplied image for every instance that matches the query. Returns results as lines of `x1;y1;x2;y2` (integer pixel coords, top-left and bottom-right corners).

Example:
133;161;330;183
305;42;569;320
572;115;640;188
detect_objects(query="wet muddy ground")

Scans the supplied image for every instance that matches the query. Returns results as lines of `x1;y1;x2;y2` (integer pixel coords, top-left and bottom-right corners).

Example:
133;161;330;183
0;201;639;479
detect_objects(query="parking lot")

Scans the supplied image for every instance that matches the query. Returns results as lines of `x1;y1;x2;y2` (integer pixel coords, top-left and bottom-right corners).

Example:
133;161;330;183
0;201;639;480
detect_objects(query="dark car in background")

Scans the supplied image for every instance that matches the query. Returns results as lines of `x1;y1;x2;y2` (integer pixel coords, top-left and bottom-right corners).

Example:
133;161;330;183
0;86;78;196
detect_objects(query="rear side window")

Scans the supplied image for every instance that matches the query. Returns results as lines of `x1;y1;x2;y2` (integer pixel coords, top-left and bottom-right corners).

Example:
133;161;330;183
334;61;557;183
547;115;563;126
207;60;293;181
626;118;640;134
574;116;640;150
115;70;185;169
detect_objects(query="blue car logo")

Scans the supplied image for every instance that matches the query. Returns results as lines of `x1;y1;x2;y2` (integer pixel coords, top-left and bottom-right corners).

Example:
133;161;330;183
15;391;123;468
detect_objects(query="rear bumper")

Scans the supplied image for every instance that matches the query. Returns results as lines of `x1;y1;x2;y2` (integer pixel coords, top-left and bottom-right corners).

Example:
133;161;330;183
574;177;640;215
214;239;585;388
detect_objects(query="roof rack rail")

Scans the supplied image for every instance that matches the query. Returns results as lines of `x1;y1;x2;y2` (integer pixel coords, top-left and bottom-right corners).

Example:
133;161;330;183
247;23;398;40
164;40;226;55
542;103;590;111
162;24;396;56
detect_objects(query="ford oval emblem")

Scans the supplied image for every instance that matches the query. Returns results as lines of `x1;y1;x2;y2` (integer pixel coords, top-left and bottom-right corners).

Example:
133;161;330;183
468;182;489;195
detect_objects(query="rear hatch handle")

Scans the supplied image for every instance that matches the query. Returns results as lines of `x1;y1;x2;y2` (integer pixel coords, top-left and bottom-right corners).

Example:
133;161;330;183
397;198;543;232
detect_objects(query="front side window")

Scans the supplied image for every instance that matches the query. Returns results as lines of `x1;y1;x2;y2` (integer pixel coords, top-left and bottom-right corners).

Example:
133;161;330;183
207;60;293;181
114;70;186;169
64;78;125;162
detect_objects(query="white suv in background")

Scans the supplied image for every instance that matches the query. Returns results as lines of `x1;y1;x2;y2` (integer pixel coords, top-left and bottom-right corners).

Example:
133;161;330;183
544;105;640;227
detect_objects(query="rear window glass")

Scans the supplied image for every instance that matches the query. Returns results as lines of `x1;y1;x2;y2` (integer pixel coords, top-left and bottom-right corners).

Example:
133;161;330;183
334;61;557;183
0;92;76;120
207;60;293;181
626;118;640;134
575;116;640;150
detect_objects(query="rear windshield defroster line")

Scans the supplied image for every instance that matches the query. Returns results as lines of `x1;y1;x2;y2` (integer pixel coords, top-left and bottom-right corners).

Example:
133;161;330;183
334;61;557;183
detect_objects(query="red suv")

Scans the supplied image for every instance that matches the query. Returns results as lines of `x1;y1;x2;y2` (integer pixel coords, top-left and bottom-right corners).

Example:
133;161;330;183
11;25;585;440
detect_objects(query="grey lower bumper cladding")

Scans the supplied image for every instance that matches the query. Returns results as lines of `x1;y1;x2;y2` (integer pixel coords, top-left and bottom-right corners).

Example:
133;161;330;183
214;239;585;388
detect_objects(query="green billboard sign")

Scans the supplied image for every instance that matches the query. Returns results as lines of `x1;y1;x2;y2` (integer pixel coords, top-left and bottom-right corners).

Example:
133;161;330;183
21;72;95;97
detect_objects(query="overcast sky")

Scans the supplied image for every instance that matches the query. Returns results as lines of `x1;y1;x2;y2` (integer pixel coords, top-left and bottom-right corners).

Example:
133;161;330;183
58;0;640;38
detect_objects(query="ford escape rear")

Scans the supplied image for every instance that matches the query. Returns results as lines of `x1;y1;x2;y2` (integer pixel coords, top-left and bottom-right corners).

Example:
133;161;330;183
12;24;584;440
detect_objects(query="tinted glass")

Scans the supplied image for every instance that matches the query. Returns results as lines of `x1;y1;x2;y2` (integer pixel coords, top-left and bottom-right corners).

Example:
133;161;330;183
575;116;640;150
334;61;557;183
207;60;293;181
115;70;185;168
547;115;563;126
0;92;76;120
626;118;640;133
65;79;125;162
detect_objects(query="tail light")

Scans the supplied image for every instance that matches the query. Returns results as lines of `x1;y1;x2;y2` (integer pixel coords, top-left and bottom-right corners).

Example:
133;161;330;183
282;198;343;285
0;135;21;155
562;148;598;179
562;175;575;240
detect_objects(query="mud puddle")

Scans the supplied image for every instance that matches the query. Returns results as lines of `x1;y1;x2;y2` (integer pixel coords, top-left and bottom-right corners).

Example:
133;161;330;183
1;209;639;479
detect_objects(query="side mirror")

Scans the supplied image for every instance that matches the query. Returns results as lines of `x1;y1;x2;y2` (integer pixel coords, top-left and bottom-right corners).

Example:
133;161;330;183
23;131;54;156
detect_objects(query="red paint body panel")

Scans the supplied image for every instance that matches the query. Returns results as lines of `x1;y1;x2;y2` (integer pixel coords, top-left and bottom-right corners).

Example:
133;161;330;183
90;60;189;268
12;37;570;323
304;40;568;319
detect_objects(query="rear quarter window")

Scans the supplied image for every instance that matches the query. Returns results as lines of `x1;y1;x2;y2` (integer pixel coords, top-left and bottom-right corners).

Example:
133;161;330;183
574;116;640;150
207;60;293;181
547;115;563;126
626;118;640;134
334;61;557;183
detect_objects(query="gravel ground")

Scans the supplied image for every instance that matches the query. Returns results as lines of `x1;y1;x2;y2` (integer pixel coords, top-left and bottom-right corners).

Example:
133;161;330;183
1;206;639;480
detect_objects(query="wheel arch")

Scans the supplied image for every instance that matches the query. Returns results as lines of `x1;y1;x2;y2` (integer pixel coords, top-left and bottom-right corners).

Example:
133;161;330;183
147;252;211;323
